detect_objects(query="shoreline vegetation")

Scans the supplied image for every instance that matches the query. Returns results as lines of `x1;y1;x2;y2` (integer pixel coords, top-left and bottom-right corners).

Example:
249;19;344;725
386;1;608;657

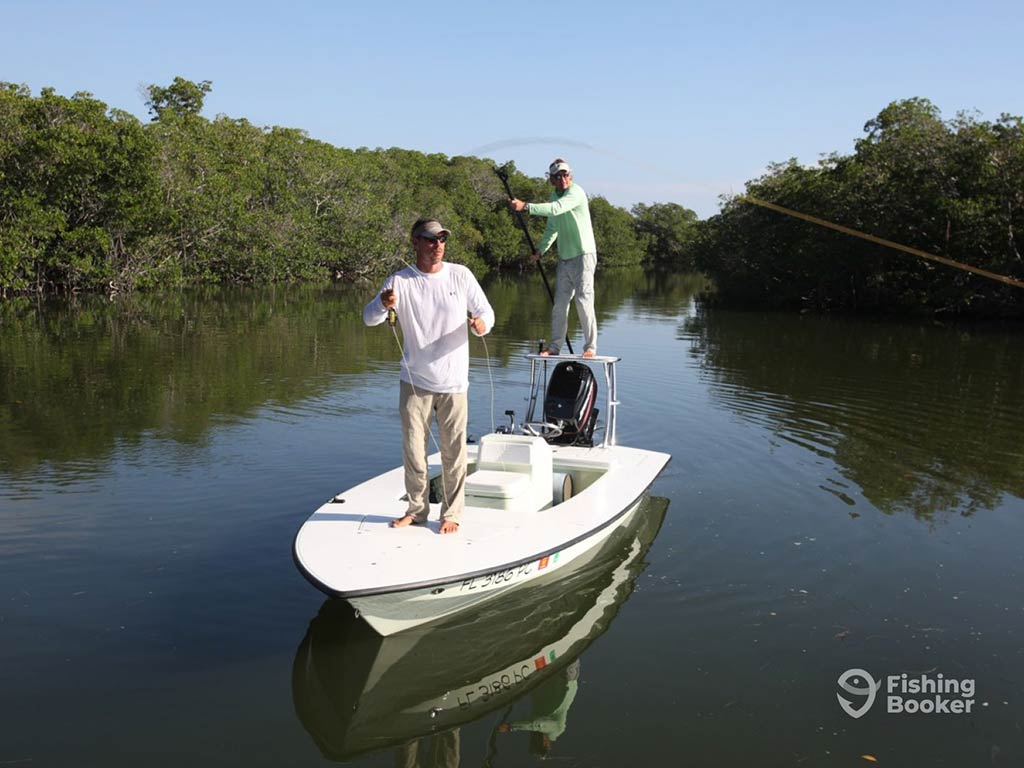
1;78;1021;317
698;98;1024;318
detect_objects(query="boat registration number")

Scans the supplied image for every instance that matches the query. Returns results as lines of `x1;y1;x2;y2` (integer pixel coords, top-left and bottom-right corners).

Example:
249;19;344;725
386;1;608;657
458;551;560;593
456;663;534;709
459;562;534;592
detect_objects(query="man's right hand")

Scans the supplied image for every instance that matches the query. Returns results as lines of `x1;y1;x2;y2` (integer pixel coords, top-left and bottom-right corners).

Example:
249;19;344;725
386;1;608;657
530;251;541;263
381;288;397;308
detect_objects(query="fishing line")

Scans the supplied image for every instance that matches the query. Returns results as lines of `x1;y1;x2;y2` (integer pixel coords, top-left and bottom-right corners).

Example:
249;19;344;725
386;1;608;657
473;138;1024;291
479;331;496;435
383;255;500;519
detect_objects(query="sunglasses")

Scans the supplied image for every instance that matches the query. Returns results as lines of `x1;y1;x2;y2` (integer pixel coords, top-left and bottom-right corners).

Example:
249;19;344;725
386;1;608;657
419;234;447;243
551;171;570;179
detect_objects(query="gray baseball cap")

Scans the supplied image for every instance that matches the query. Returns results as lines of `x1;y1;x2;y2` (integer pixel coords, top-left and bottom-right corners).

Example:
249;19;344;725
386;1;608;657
412;219;451;239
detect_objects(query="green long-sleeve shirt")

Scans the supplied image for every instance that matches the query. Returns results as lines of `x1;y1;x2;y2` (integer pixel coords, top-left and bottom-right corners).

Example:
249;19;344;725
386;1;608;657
528;183;596;261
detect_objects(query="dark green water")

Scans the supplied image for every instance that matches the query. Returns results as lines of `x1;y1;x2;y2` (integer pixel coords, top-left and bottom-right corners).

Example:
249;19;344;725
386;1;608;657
2;271;1023;766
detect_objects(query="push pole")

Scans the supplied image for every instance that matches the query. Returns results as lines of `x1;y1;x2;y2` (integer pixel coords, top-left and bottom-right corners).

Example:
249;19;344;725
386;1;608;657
494;165;574;355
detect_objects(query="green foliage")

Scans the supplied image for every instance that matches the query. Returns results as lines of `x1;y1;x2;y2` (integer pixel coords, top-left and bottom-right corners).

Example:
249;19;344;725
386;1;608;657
0;78;720;300
1;77;692;296
8;80;1024;316
589;195;645;267
145;77;212;120
632;201;699;268
0;82;159;295
698;98;1024;317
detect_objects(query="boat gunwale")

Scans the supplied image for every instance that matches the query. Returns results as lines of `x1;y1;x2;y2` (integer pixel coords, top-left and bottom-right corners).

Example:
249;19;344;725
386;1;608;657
292;462;669;600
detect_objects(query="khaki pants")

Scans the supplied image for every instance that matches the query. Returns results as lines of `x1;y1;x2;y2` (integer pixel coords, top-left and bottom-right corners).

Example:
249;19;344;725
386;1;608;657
400;381;467;523
547;252;597;355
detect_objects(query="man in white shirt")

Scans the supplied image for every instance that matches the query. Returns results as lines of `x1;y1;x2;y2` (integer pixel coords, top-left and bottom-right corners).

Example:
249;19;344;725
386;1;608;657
363;218;495;534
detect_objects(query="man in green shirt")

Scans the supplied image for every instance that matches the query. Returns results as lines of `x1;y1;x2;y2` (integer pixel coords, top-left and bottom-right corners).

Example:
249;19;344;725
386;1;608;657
509;158;597;358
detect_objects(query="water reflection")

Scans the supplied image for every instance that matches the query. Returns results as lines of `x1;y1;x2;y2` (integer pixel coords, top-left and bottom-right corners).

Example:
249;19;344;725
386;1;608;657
0;272;704;479
684;308;1024;519
291;497;668;762
0;286;377;476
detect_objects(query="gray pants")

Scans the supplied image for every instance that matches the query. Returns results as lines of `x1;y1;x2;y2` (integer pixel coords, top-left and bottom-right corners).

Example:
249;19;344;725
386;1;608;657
547;253;597;355
400;381;467;523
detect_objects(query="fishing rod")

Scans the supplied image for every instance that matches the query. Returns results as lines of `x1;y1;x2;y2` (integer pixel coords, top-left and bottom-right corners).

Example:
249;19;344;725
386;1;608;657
740;195;1024;290
494;164;574;355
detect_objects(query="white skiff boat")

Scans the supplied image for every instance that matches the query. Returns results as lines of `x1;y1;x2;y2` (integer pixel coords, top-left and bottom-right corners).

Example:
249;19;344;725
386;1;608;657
293;353;670;636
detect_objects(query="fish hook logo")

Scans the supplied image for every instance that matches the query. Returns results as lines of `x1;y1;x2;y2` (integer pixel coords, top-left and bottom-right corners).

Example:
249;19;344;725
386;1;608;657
837;668;880;719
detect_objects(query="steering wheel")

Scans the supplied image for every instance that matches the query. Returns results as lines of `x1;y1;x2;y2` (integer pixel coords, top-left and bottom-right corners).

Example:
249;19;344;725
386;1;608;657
523;421;563;439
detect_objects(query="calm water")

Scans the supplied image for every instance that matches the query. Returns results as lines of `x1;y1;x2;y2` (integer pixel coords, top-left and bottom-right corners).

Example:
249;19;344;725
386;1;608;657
2;272;1023;767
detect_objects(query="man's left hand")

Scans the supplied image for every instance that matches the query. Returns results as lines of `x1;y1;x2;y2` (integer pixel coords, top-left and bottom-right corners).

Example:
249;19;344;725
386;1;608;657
469;316;487;334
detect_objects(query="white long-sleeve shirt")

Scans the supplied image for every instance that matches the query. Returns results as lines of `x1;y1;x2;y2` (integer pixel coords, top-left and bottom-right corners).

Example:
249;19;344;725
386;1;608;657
363;263;495;393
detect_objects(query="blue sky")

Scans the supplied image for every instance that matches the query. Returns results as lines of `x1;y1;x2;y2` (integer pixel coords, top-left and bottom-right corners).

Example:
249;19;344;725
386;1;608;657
3;0;1022;218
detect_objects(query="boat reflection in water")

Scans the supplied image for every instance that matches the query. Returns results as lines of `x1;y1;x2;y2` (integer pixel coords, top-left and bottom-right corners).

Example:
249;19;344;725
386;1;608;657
291;496;669;762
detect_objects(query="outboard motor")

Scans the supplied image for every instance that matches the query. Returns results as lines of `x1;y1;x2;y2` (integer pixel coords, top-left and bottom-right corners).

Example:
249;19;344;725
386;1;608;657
543;362;598;446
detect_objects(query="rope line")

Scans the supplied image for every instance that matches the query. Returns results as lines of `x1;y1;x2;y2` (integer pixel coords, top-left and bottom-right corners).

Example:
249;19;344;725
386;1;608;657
741;195;1024;290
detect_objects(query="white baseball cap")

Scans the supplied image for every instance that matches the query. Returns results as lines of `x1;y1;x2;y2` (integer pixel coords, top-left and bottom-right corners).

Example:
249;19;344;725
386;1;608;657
548;160;572;176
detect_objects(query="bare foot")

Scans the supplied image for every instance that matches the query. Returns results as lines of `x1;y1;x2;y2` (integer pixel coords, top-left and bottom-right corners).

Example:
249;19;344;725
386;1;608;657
439;519;460;534
583;349;596;358
391;514;421;528
539;349;552;356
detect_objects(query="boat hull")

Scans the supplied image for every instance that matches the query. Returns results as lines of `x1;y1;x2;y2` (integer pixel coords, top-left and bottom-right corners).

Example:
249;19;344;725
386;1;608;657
349;498;643;635
293;442;671;635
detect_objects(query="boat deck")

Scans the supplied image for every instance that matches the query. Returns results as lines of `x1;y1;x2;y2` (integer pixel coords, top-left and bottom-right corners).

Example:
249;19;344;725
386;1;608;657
293;443;669;596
